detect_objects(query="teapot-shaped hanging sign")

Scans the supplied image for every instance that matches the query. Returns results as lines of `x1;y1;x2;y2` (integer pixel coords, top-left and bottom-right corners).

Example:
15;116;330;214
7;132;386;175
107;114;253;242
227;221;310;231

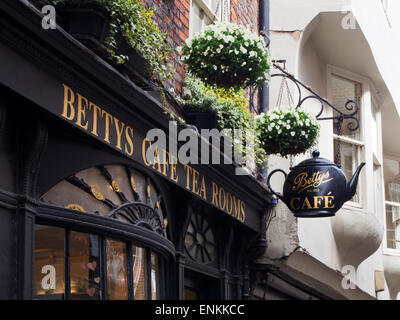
267;150;365;217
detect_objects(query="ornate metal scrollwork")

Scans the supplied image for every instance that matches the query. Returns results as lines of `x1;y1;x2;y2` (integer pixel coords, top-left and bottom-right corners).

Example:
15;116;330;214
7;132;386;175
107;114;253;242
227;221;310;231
271;60;360;132
46;165;167;238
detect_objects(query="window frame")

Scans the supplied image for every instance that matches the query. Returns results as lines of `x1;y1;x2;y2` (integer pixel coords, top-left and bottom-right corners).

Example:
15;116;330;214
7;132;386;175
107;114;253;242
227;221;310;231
33;199;175;300
382;153;400;256
33;221;165;300
326;65;381;210
189;0;230;36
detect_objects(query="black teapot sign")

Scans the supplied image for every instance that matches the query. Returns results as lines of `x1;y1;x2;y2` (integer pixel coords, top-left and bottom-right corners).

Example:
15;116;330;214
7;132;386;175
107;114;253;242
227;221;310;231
267;150;365;217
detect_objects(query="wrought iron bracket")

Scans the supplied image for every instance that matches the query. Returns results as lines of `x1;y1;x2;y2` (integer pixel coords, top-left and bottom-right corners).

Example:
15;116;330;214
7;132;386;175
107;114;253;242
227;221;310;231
271;60;360;132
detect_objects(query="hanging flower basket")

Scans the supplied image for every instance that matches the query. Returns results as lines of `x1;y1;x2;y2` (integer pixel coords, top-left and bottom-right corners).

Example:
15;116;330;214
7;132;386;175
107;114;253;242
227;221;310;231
256;108;320;157
180;23;270;89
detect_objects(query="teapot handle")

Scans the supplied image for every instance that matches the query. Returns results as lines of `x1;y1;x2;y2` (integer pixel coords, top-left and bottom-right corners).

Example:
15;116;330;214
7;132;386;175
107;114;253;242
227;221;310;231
267;169;287;201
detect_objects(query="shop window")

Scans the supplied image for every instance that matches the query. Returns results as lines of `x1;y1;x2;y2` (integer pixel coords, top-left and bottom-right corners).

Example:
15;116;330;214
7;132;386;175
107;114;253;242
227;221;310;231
106;239;128;300
36;165;168;299
133;246;147;300
151;253;160;300
190;0;230;36
33;225;65;299
184;211;216;264
34;225;162;300
70;232;101;299
331;74;364;204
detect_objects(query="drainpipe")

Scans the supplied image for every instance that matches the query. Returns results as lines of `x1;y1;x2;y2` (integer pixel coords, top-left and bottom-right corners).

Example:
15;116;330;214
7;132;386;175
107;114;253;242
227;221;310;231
251;0;270;260
260;0;270;115
259;0;270;184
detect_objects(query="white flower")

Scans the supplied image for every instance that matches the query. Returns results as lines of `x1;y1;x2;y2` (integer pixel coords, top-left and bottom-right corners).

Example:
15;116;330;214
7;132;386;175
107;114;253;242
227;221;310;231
290;132;295;136
301;131;305;136
249;51;257;58
241;62;247;66
270;122;275;127
240;46;247;54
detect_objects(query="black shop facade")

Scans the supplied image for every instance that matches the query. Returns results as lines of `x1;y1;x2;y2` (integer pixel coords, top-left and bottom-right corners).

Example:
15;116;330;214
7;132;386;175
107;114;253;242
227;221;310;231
0;1;272;300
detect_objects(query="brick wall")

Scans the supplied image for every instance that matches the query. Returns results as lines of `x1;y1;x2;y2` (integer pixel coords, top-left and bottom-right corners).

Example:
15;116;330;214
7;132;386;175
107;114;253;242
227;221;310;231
142;0;191;96
230;0;259;34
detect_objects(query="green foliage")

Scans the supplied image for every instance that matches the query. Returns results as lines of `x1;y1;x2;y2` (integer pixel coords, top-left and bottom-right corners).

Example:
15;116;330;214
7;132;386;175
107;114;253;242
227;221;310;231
180;23;270;89
54;0;175;83
256;108;320;157
179;76;267;165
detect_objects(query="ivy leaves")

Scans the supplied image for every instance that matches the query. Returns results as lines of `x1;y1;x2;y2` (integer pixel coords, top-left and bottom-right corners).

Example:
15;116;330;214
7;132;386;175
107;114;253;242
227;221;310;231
54;0;175;83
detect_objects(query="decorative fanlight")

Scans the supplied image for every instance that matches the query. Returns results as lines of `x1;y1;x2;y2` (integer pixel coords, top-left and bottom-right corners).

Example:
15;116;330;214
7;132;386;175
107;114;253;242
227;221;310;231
41;165;167;237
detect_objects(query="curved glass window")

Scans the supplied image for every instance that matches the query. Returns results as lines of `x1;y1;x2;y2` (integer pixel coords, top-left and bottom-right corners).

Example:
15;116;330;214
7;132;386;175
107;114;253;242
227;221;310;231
33;225;162;300
34;165;168;300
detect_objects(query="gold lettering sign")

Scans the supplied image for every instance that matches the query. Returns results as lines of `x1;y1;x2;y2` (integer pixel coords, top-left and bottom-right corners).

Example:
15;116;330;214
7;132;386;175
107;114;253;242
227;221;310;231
289;192;335;211
61;84;134;158
61;84;250;225
292;171;334;193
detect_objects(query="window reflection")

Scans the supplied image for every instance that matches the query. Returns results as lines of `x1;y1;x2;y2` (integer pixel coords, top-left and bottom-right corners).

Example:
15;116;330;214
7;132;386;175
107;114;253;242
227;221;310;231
384;158;400;249
151;253;160;300
106;239;128;300
33;225;65;300
70;232;101;300
34;225;161;300
331;74;362;140
334;140;360;203
132;246;147;300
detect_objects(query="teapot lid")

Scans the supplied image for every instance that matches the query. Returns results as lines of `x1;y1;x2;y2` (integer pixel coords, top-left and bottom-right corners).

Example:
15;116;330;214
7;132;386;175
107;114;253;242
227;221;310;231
296;150;336;167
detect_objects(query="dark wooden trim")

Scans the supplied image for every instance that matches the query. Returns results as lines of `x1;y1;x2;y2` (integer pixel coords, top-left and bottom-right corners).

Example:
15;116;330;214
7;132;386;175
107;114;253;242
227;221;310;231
0;0;273;213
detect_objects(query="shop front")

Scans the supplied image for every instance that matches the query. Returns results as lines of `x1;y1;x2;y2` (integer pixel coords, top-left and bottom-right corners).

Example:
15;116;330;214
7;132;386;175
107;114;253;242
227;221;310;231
0;1;272;300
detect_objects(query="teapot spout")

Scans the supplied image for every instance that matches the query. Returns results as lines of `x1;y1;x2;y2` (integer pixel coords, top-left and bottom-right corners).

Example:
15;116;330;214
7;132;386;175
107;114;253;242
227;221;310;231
345;162;366;202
